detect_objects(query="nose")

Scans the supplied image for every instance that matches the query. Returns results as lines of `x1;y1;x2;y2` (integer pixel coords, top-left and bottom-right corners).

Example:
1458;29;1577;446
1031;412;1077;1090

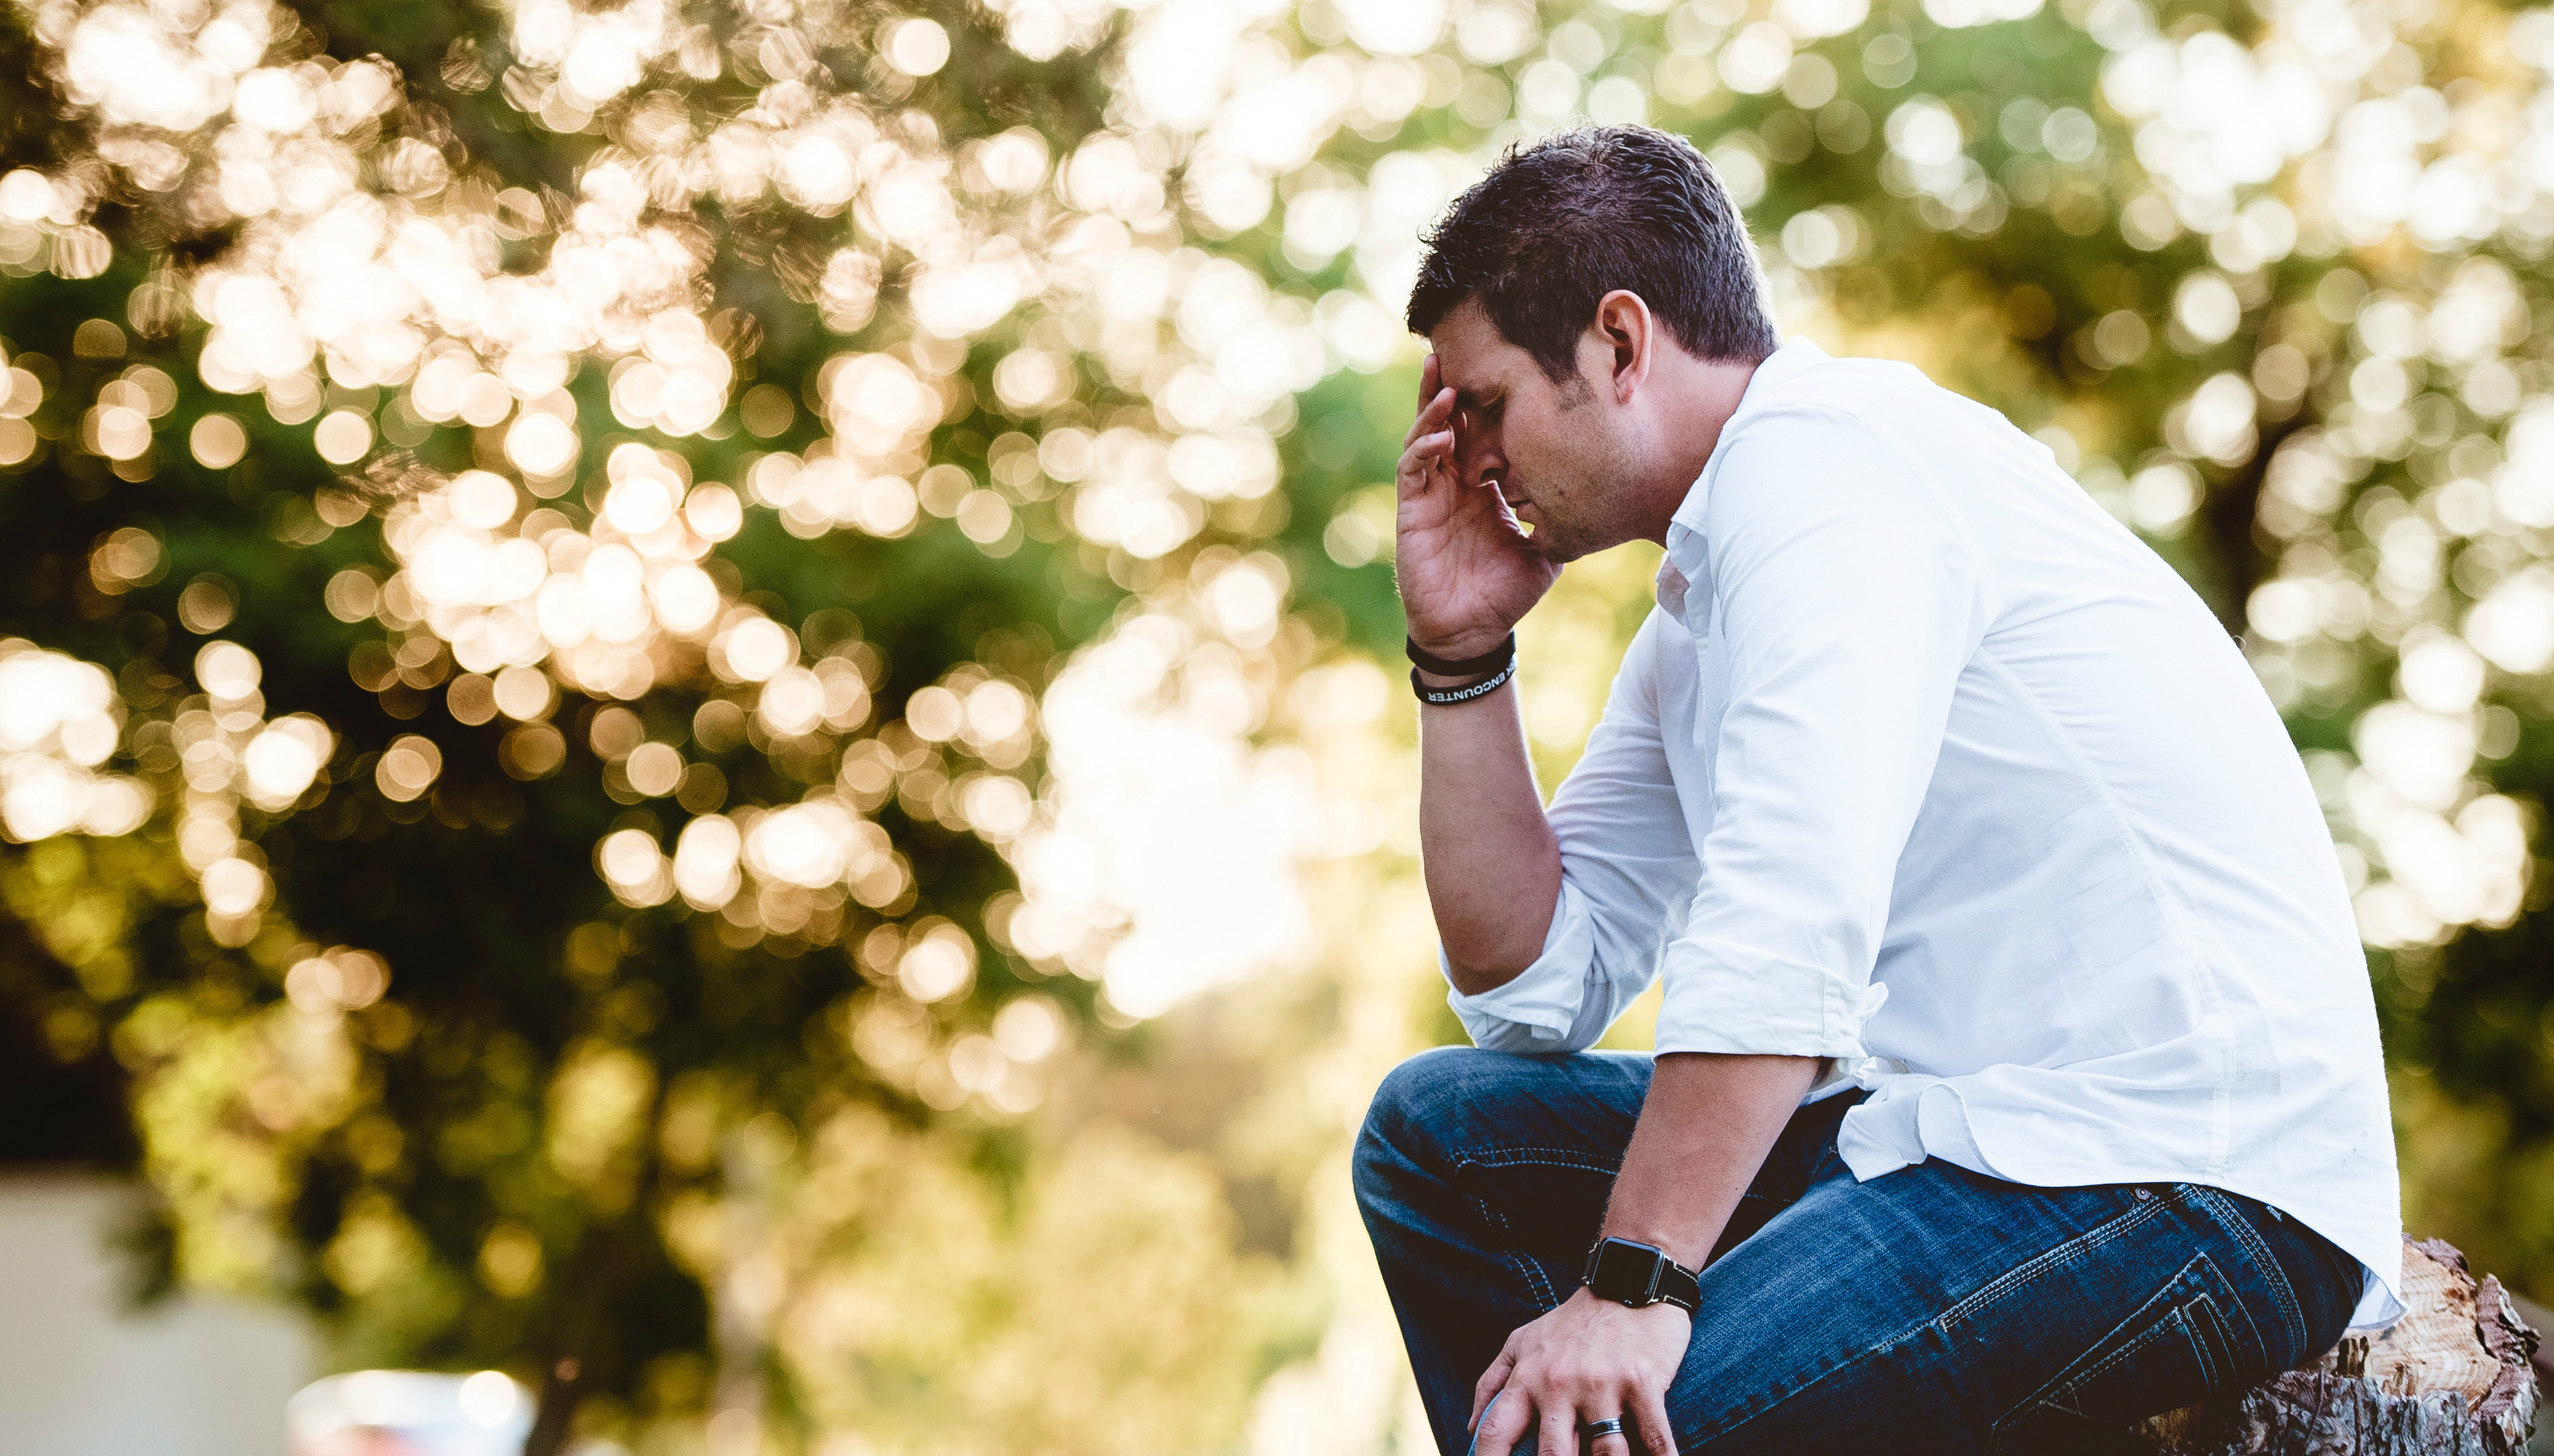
1453;416;1504;488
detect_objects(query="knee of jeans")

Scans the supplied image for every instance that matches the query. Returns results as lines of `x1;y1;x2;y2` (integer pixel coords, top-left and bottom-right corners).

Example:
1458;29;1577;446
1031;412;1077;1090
1354;1046;1483;1194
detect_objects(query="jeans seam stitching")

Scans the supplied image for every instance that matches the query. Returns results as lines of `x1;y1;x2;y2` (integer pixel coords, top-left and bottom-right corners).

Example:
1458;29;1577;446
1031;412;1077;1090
2192;1292;2229;1388
2064;1303;2199;1399
1938;1192;2174;1331
1456;1158;1579;1313
1987;1256;2218;1445
1496;1247;1560;1310
1458;1148;1624;1175
1454;1148;1780;1207
1686;1339;1893;1445
2192;1184;2303;1356
1717;1204;2172;1448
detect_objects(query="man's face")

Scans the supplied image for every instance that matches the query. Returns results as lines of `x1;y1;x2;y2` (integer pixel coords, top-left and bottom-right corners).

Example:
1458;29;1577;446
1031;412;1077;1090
1428;299;1640;564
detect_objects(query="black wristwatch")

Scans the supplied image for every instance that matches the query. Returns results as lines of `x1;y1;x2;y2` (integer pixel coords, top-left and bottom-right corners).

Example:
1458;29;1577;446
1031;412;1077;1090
1581;1236;1701;1313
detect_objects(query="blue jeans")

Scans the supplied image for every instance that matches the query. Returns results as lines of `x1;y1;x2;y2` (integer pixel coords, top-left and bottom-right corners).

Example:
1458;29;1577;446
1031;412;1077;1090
1353;1049;2362;1455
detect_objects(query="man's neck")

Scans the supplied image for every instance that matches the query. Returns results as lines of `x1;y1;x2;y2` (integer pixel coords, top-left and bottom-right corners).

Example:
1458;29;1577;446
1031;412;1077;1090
1637;352;1766;545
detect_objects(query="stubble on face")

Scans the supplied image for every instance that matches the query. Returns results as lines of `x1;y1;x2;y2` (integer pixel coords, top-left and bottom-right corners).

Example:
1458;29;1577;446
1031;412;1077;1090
1504;373;1621;565
1431;299;1633;566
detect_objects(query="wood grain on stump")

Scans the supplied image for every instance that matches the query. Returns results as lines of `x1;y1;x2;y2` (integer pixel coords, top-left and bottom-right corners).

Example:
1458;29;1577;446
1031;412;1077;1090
2134;1237;2540;1454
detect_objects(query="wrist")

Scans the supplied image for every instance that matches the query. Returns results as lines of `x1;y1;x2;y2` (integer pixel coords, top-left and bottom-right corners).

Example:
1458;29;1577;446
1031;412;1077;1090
1582;1234;1701;1314
1603;1224;1710;1270
1406;631;1517;707
1406;626;1512;663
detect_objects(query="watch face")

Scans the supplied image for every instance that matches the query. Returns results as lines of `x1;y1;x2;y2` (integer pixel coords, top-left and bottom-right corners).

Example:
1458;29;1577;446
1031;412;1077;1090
1587;1239;1662;1304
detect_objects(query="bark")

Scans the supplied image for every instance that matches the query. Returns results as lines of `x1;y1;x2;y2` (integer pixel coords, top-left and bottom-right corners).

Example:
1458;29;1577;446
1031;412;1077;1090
521;1356;583;1456
2138;1236;2540;1456
2199;411;2310;635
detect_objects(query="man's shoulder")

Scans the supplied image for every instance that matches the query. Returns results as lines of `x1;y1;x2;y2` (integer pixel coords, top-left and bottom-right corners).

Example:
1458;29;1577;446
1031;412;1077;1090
1740;350;1935;423
1717;352;2029;484
1705;354;1948;493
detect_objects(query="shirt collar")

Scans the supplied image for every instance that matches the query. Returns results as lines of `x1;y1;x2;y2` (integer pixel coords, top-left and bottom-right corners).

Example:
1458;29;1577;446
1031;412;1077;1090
1656;337;1831;616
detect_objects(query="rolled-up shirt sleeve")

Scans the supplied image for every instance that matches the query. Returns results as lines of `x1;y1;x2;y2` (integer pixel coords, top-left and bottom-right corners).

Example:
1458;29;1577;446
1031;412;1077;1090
1655;407;1995;1059
1443;615;1701;1054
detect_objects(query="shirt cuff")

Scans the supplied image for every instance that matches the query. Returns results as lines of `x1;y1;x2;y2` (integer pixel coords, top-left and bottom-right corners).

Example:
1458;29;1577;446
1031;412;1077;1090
1442;883;1595;1047
1652;939;1889;1058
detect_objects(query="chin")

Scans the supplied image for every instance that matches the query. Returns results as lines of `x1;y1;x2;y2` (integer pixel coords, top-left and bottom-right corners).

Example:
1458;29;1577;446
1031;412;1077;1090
1528;528;1590;565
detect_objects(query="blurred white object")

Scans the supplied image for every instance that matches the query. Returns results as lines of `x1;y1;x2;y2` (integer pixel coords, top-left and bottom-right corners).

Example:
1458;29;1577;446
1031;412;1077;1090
0;1172;315;1456
287;1369;535;1456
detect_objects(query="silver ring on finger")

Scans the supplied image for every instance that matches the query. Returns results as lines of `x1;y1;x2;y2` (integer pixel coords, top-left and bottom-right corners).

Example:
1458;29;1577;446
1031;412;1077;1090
1578;1417;1626;1441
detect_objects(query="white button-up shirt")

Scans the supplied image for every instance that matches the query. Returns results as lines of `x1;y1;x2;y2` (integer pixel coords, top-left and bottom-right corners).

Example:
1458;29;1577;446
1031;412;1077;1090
1446;339;2403;1326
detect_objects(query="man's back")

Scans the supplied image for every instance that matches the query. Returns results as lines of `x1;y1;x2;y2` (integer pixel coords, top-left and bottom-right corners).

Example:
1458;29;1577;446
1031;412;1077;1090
1478;341;2399;1323
1827;355;2368;1070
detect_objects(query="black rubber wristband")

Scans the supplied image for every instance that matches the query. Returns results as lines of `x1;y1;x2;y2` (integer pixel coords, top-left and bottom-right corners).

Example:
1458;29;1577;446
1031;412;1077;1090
1406;632;1516;677
1409;658;1517;706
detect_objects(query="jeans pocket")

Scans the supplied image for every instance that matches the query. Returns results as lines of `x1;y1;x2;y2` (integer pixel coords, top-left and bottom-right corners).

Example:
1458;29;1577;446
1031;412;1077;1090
1988;1253;2249;1455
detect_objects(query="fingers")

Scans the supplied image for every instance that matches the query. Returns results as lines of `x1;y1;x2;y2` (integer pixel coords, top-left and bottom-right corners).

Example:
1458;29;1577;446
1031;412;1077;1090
1404;389;1455;456
1419;352;1440;413
1397;427;1455;500
1536;1396;1578;1456
1476;1380;1530;1456
1587;1409;1634;1456
1470;1344;1518;1430
1637;1384;1678;1456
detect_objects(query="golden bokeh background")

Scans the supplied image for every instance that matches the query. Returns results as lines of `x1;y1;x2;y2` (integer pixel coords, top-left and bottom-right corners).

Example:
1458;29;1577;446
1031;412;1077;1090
1;0;2549;1450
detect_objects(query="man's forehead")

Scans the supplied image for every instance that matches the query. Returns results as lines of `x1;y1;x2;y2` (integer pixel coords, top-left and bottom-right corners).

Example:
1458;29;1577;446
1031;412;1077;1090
1428;302;1522;397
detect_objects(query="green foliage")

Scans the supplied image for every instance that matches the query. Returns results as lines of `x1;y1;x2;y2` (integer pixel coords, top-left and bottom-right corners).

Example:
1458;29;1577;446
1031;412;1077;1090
3;0;2553;1449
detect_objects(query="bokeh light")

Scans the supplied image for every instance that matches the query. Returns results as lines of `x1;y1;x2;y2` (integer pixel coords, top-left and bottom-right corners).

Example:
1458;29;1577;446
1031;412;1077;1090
9;0;2554;1448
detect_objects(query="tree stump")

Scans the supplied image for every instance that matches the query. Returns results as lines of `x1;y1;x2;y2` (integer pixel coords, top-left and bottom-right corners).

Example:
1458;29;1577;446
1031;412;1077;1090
2134;1237;2541;1454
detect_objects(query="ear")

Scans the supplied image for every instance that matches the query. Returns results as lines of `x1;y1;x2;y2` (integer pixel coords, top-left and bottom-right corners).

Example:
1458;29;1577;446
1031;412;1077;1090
1589;290;1655;404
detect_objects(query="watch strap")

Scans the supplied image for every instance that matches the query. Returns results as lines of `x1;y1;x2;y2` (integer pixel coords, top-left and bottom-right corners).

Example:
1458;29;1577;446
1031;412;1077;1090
1652;1255;1700;1313
1581;1236;1700;1313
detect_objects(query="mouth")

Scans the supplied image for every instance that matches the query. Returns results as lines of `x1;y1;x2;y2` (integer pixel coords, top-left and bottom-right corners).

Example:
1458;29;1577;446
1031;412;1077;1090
1505;493;1539;536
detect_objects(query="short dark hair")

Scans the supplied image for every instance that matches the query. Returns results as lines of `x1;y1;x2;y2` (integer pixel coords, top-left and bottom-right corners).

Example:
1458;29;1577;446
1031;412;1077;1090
1407;125;1778;381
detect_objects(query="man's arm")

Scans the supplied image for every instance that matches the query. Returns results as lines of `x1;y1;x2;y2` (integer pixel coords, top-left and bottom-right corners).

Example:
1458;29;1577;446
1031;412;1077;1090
1600;1052;1820;1263
1394;351;1565;988
1470;1052;1817;1456
1646;412;1990;1061
1445;615;1702;1053
1417;668;1560;992
1396;352;1811;1456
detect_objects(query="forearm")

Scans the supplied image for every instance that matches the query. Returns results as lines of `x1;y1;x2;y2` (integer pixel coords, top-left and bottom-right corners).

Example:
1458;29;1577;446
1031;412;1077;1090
1418;673;1563;994
1602;1052;1821;1267
1395;347;1566;998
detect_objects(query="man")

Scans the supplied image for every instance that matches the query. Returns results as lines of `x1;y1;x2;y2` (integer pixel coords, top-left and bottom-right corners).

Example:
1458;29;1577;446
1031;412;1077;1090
1354;124;2399;1456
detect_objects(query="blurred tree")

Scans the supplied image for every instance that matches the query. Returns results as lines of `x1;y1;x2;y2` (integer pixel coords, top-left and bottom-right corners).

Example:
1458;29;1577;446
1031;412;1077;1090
5;0;2554;1451
0;0;1299;1448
